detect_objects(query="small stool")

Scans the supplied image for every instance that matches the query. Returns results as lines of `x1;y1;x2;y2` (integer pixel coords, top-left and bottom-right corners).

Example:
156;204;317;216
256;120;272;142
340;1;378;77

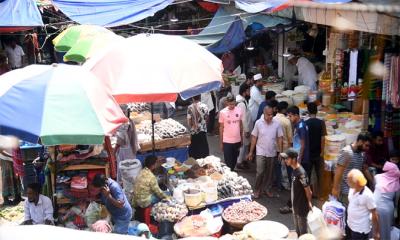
135;206;158;234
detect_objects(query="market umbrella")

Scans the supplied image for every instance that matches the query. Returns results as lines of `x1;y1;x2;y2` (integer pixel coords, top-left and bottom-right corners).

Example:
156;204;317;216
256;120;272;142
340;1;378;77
84;33;224;103
53;25;121;63
0;64;127;145
84;33;223;152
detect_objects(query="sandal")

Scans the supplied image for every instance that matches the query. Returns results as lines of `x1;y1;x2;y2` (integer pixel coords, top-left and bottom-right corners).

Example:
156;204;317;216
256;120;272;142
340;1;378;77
279;206;292;214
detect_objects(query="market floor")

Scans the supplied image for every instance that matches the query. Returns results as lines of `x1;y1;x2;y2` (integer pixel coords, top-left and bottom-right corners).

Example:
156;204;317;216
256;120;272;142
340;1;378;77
174;108;296;231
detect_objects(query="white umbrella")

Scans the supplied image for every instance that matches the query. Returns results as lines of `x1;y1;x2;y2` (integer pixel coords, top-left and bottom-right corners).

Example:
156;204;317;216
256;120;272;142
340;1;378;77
84;33;224;103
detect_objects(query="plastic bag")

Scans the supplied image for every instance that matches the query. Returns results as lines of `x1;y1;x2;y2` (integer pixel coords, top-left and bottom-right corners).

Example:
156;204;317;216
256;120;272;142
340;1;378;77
322;195;346;234
307;206;327;237
84;201;101;228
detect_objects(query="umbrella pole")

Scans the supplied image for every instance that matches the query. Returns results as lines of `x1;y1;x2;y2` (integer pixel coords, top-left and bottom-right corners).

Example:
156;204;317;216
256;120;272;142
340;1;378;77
151;103;155;155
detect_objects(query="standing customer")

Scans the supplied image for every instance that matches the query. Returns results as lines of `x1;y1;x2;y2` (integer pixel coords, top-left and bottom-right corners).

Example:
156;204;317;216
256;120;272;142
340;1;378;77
280;106;309;215
247;105;283;198
236;83;252;170
347;169;380;240
274;101;293;189
281;148;313;236
256;90;277;121
187;95;209;159
115;104;138;184
92;174;132;234
249;73;264;122
201;91;217;135
331;132;373;205
373;151;400;240
4;38;25;69
219;96;243;171
305;102;327;196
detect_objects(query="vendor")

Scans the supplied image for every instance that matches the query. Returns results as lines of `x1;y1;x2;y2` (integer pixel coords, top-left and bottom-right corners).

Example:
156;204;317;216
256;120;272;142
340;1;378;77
92;174;132;234
288;55;317;91
22;183;54;225
132;155;169;209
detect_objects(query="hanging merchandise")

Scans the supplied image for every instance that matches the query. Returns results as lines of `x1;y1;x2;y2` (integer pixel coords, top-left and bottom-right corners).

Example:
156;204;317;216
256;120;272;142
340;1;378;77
347;50;358;100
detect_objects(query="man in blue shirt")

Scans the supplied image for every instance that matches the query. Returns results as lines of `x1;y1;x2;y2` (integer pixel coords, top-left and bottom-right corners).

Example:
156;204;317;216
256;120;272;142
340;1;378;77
256;91;276;120
92;174;132;234
287;106;310;178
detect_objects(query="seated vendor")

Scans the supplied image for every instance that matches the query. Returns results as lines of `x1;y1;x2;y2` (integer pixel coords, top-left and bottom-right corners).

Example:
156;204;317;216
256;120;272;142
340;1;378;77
22;183;54;225
132;155;169;209
92;174;132;234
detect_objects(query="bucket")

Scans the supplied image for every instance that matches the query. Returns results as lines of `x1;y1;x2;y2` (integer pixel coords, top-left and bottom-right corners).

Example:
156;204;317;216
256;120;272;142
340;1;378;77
184;189;203;208
308;91;318;103
324;135;346;161
201;182;218;204
343;129;361;145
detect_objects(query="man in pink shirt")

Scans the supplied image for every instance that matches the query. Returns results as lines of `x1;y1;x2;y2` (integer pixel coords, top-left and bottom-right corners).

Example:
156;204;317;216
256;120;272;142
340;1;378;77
248;105;283;198
219;96;243;171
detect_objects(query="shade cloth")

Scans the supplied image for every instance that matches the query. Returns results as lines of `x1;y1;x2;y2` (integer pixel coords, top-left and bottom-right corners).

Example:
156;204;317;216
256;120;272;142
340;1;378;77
0;0;43;28
52;0;173;27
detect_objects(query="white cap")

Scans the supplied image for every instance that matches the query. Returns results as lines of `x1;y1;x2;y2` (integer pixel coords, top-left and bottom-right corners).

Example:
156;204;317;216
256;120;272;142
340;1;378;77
253;73;262;81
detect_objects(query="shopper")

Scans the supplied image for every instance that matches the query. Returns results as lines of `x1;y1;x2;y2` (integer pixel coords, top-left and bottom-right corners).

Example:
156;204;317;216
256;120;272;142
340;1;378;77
305;102;327;196
331;132;374;206
132;156;169;209
347;169;380;240
4;38;25;69
256;90;277;120
281;148;313;237
0;149;22;205
187;95;209;159
247;105;283;198
236;83;252;170
288;55;317;91
249;73;264;122
0;53;10;75
92;174;132;234
201;91;217;135
219;96;243;171
22;183;54;225
115;104;138;183
373;151;400;240
274;101;293;190
366;131;389;175
280;105;309;214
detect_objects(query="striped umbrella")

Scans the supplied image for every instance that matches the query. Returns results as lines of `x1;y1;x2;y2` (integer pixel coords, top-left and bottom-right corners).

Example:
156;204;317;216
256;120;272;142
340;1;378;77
53;25;121;63
0;64;127;145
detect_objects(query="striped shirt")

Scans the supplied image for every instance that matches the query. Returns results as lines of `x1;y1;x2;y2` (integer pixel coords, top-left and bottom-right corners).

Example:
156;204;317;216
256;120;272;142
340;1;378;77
337;145;365;195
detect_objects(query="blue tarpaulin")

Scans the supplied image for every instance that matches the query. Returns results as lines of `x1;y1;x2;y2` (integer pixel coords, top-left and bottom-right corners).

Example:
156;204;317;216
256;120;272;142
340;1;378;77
235;0;287;13
0;0;43;27
185;6;290;45
52;0;173;27
206;18;246;54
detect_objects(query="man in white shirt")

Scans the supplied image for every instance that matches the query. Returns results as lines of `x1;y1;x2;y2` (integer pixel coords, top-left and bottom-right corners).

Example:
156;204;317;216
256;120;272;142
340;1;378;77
5;39;25;69
236;83;251;169
347;169;380;240
249;73;264;122
288;55;317;91
247;105;283;199
22;182;54;225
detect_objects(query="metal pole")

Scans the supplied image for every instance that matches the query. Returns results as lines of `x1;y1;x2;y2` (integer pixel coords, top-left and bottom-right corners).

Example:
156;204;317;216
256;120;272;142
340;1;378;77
151;103;155;155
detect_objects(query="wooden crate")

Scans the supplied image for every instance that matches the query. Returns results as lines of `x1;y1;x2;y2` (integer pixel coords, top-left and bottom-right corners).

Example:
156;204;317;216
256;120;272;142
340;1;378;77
139;134;191;152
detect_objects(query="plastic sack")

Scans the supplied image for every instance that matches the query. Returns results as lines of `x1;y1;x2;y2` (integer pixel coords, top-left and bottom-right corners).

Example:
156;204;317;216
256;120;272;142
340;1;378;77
322;195;346;234
307;206;327;237
119;159;142;181
84;201;101;228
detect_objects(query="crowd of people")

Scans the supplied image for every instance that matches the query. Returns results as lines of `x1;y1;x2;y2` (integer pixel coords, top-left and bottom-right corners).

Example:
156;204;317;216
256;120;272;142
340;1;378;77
186;72;399;239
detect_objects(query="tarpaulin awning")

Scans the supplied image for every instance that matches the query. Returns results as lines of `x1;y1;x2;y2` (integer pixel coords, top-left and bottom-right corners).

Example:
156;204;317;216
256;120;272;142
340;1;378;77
52;0;174;27
0;0;43;31
185;5;290;45
206;17;246;54
235;0;288;13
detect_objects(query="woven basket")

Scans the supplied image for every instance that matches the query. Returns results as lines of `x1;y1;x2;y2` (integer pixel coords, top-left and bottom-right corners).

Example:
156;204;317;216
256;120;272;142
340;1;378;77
139;134;191;152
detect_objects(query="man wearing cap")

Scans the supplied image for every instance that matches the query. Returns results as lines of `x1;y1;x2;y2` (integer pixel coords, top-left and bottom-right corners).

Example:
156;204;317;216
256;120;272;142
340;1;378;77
249;73;264;123
281;148;313;237
288;55;317;91
346;169;380;240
